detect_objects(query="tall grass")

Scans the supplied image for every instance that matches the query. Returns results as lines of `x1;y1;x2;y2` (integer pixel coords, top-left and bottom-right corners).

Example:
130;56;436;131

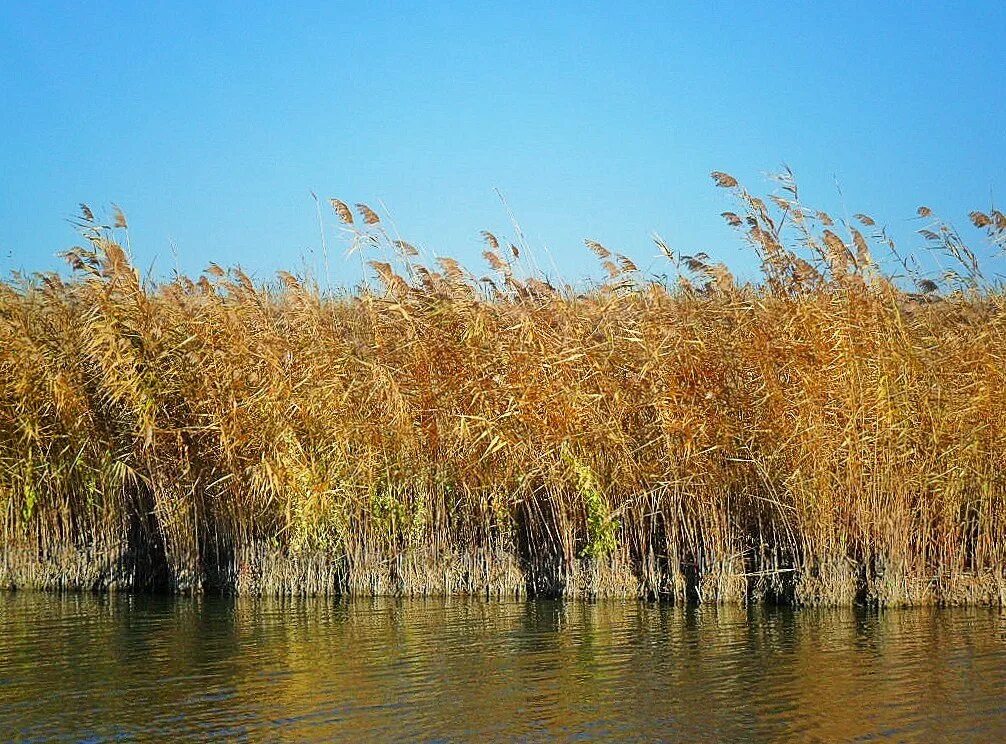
3;172;1006;605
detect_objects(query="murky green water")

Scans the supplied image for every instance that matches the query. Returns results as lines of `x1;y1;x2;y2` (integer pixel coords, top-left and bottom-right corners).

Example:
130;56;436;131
1;594;1005;742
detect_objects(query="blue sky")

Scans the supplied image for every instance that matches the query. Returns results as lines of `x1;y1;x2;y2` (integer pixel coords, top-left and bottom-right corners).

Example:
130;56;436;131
2;2;1004;286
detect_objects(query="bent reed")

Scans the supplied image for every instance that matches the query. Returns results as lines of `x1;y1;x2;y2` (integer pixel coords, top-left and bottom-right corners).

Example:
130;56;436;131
3;172;1006;606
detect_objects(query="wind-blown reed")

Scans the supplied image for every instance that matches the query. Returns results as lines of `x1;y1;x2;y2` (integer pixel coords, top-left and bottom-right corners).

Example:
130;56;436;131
3;172;1006;605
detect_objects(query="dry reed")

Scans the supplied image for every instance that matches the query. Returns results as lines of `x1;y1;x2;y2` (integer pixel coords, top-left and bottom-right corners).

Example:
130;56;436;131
2;172;1006;605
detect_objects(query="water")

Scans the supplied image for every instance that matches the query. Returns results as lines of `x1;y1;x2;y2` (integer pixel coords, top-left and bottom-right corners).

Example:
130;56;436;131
1;594;1005;742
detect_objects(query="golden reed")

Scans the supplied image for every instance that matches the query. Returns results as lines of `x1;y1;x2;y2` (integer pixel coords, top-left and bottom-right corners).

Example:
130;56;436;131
2;171;1006;605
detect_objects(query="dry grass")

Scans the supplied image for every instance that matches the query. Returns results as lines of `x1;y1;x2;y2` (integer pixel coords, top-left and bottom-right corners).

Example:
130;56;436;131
3;172;1006;605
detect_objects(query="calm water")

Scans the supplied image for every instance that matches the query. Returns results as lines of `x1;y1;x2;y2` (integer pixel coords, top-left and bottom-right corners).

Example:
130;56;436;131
1;594;1005;742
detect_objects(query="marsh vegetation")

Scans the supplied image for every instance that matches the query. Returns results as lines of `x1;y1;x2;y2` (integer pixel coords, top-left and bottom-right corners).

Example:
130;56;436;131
3;172;1006;605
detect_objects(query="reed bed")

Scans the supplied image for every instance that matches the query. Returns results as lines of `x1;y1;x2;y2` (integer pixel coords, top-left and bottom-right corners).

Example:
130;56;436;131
3;173;1006;605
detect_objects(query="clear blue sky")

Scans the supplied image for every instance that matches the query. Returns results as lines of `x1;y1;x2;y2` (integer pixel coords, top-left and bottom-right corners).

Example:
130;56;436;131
2;2;1004;285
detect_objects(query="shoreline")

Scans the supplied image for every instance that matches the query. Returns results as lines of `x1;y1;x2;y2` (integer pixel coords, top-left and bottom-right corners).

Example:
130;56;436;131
4;540;1005;606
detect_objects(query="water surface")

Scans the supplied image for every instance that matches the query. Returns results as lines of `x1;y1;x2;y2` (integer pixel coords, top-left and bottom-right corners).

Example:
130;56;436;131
1;594;1004;741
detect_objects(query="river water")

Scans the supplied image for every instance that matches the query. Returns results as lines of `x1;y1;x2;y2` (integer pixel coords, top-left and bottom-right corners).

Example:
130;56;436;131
1;593;1004;742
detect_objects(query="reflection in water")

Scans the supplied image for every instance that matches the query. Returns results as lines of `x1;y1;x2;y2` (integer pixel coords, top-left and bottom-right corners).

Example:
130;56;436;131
1;594;1005;741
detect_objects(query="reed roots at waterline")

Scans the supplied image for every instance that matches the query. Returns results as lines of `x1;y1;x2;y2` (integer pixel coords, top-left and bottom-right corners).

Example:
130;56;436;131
4;172;1006;605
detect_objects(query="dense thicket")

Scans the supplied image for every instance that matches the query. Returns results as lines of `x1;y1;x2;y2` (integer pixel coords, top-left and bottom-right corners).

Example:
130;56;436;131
3;174;1006;604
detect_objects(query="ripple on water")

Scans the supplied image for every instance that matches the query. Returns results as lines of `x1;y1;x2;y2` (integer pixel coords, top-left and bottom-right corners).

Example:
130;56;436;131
1;594;1005;741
